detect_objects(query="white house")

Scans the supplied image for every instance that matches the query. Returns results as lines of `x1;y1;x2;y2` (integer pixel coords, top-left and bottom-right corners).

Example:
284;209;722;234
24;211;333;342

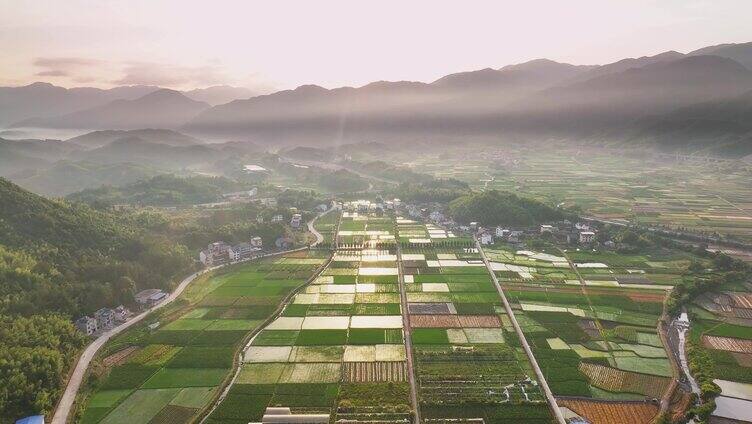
75;316;98;335
229;242;254;261
290;213;303;228
495;227;509;238
480;232;494;245
540;224;554;233
250;236;263;249
114;305;130;322
199;241;231;266
271;214;284;223
94;308;115;330
579;231;596;243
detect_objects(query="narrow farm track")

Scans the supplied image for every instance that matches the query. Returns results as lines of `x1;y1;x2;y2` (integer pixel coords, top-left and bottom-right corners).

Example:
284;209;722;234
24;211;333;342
559;249;617;365
395;241;421;424
476;239;566;424
53;208;333;424
197;208;335;423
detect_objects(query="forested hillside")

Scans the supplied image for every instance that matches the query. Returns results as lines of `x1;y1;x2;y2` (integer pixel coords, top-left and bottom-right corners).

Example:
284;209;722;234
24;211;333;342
447;189;568;226
0;178;193;421
67;174;252;207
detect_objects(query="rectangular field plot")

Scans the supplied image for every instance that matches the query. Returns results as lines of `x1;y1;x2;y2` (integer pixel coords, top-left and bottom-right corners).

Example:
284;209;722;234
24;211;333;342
342;361;407;382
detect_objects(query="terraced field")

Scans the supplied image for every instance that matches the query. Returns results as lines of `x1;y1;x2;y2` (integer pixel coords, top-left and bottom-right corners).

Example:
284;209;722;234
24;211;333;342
396;219;553;424
206;207;412;424
78;251;329;424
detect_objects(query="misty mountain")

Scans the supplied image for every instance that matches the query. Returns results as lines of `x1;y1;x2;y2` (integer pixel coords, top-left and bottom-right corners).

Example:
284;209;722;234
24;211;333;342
510;55;752;133
66;128;202;149
567;50;685;83
621;90;752;157
689;41;752;70
0;82;159;126
73;136;224;169
0;138;83;176
10;161;161;197
183;85;257;106
434;59;595;95
14;89;210;130
184;49;752;147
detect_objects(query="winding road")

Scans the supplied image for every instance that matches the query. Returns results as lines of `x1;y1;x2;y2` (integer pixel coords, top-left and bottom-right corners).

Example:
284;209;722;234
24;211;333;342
51;208;332;424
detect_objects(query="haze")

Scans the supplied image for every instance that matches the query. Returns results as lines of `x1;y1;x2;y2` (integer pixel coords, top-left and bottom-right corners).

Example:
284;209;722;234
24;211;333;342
2;0;752;91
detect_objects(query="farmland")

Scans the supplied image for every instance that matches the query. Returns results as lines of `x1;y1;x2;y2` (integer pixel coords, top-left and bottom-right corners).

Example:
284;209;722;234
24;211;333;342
396;219;553;423
77;250;329;424
478;241;677;422
688;286;752;389
403;146;752;245
207;205;413;424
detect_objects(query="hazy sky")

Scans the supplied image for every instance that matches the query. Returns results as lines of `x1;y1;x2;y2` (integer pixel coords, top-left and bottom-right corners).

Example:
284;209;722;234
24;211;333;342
1;0;751;91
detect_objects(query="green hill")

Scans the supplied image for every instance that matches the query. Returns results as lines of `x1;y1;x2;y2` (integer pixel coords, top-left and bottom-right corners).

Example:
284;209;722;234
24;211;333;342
447;189;567;227
0;178;193;421
67;174;251;207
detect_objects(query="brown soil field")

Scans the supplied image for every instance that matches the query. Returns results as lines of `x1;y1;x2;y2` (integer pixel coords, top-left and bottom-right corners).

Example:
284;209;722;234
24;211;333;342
342;361;407;383
102;346;139;368
703;335;752;353
579;362;670;398
409;315;500;328
558;399;658;424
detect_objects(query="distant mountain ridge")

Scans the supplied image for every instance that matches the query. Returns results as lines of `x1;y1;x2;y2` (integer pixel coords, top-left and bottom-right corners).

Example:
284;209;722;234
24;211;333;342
0;83;254;127
5;41;752;156
14;89;210;130
67;128;202;148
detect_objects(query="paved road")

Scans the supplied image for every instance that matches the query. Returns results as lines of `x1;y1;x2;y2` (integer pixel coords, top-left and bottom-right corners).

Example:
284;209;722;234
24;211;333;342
395;242;421;424
476;240;566;424
52;208;333;424
51;267;211;424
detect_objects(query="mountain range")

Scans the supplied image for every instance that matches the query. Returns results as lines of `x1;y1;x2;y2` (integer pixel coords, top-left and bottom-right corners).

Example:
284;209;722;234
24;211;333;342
0;83;255;127
3;41;752;156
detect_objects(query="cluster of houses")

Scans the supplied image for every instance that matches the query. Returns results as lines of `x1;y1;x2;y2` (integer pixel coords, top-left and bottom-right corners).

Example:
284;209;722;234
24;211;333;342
342;199;400;213
74;288;171;335
199;236;263;267
75;305;130;336
477;221;598;246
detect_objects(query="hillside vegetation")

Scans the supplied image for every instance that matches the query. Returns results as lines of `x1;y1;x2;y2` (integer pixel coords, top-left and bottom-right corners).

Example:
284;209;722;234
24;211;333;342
67;174;251;207
0;178;192;421
447;190;567;227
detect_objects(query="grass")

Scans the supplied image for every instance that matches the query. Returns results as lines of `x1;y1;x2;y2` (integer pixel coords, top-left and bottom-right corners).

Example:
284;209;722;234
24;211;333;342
205;319;260;331
706;323;752;339
295;329;348;345
169;387;217;409
98;388;181;424
141;368;229;388
237;363;286;384
166;347;235;368
412;328;450;344
86;389;132;408
338;382;410;408
127;345;181;367
252;330;299;346
101;364;158;390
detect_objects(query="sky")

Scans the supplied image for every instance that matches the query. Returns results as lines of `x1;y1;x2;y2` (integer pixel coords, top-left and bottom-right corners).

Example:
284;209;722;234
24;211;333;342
1;0;751;92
